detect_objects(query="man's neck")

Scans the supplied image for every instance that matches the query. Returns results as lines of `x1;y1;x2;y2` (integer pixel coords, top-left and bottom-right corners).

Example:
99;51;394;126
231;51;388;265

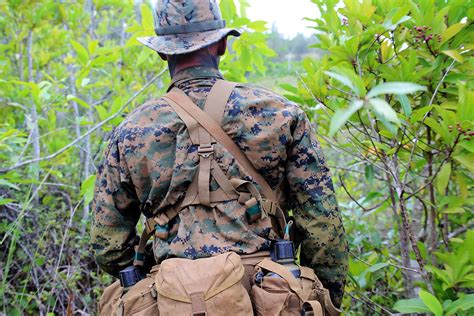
168;53;220;78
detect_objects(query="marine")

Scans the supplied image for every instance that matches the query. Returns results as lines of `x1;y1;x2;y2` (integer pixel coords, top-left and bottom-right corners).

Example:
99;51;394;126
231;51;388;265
91;0;348;311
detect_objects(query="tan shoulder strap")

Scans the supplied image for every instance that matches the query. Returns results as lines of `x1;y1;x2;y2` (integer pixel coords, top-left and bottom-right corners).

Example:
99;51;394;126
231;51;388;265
204;80;236;125
163;85;278;203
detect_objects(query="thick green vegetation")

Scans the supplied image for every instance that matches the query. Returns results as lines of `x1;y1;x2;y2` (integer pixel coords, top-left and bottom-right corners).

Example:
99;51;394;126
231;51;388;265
0;0;473;315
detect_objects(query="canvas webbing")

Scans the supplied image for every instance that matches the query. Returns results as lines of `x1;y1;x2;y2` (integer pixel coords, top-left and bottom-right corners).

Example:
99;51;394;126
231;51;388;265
257;258;306;301
164;86;279;203
204;80;236;125
135;80;286;264
302;301;324;316
135;81;238;264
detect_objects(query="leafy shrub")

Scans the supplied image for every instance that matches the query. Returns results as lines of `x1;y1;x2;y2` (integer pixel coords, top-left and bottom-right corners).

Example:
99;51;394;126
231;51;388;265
280;0;474;314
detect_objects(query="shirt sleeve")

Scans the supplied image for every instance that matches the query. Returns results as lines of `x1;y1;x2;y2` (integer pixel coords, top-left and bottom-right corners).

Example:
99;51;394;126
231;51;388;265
90;132;142;277
285;108;348;307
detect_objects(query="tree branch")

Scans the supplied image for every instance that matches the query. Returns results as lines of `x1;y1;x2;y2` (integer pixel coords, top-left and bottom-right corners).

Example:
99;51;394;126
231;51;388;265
0;68;166;173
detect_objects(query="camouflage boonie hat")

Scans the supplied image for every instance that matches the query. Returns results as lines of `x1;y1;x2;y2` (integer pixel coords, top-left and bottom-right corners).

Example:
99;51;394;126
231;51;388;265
137;0;241;55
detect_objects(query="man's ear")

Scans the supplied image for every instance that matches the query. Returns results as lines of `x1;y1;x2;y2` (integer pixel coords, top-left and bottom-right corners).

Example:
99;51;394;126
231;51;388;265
158;53;168;61
216;37;227;56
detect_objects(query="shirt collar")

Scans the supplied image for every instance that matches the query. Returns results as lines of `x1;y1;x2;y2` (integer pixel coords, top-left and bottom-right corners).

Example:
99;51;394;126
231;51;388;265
169;66;224;90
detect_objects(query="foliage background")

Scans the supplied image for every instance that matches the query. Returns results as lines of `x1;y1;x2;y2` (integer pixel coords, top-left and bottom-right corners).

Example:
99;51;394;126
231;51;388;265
0;0;473;315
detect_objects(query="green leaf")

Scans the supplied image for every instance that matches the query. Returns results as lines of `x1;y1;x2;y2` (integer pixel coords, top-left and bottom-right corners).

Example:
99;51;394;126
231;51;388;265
442;207;465;214
329;100;363;136
368;98;400;124
0;179;20;191
419;290;443;316
454;154;474;173
141;3;154;31
397;94;411;116
441;22;467;45
248;20;267;32
67;95;90;109
458;85;474;121
442;50;465;63
279;83;298;94
70;40;89;65
436;163;451;195
325;71;360;96
0;198;15;205
393;298;431;314
365;164;374;184
367;262;389;273
367;82;426;98
445;294;474;315
219;0;237;21
383;15;411;30
80;175;96;205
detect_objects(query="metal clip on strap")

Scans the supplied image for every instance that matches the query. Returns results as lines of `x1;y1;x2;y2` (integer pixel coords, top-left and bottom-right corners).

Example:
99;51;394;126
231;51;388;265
197;144;214;158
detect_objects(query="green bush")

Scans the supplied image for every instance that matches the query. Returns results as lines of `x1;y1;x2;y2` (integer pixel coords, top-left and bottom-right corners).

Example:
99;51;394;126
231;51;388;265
279;0;473;314
0;0;273;314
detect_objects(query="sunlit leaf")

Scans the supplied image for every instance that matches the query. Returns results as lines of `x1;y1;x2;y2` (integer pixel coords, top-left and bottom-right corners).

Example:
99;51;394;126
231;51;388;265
329;100;363;136
393;298;431;314
454;154;474;173
70;40;89;65
440;22;467;45
67;95;90;109
80;175;96;205
368;98;400;125
419;290;443;316
367;82;426;98
325;71;360;96
442;50;465;63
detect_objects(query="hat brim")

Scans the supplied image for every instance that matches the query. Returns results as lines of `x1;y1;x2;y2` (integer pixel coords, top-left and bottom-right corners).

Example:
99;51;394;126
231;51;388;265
137;28;241;55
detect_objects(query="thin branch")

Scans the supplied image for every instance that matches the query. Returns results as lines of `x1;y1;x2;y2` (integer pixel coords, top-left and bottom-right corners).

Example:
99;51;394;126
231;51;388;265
404;60;457;173
404;133;460;199
350;251;422;274
0;68;166;173
338;175;384;212
347;292;394;315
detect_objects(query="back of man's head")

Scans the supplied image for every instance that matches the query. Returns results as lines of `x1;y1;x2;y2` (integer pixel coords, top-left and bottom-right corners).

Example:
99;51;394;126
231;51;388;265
159;37;228;77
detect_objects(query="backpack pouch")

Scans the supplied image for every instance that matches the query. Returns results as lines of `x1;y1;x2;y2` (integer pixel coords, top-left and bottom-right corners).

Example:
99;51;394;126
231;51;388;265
155;252;253;315
99;265;160;316
251;276;301;315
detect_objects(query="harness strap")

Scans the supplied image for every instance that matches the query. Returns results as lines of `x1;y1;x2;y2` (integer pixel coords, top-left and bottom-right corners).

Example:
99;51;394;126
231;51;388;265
133;225;154;267
256;258;308;302
164;87;279;203
195;80;235;207
134;80;286;265
204;80;236;125
211;160;239;199
301;301;324;316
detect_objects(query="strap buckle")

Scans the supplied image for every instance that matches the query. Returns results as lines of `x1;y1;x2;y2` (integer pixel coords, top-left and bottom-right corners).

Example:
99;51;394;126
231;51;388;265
198;144;214;158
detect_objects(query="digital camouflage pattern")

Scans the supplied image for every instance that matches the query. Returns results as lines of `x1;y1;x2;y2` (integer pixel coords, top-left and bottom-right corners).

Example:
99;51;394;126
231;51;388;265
91;66;348;305
138;0;240;55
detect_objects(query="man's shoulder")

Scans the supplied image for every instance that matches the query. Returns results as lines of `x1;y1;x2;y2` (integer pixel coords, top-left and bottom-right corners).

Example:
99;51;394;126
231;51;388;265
234;82;291;103
117;97;173;128
108;97;177;144
232;82;306;118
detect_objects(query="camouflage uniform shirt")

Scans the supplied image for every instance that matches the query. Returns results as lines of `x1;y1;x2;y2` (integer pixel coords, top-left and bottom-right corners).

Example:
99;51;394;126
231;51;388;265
91;66;348;305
